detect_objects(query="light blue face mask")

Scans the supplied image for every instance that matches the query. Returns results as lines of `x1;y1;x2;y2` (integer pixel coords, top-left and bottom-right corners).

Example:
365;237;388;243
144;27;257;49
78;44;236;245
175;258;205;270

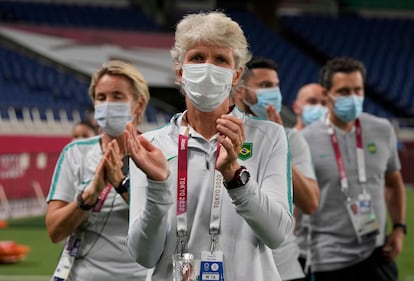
302;104;328;126
333;95;364;122
94;102;131;137
244;87;282;119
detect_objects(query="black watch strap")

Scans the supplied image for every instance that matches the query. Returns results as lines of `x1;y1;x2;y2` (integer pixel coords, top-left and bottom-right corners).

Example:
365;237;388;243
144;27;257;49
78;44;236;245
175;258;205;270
393;223;407;235
76;192;98;211
115;176;130;195
223;166;250;190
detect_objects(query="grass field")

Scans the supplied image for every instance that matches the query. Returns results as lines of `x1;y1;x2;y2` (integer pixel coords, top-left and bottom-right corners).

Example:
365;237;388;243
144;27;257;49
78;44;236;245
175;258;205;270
396;187;414;281
1;188;413;281
0;216;61;280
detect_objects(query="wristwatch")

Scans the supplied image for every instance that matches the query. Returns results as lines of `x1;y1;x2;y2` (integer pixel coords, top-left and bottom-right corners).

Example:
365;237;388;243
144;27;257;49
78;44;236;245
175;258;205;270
393;223;407;235
223;166;250;190
76;191;98;211
115;176;130;195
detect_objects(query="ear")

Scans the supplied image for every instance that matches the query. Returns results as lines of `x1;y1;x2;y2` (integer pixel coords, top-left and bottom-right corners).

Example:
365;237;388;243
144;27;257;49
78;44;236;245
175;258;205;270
131;96;146;126
235;84;245;99
176;64;183;84
322;87;329;97
232;66;243;86
292;100;301;115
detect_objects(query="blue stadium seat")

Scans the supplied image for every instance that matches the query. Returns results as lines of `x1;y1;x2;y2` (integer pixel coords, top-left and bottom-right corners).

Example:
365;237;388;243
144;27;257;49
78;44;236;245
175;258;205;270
228;11;320;108
280;14;414;117
0;1;162;31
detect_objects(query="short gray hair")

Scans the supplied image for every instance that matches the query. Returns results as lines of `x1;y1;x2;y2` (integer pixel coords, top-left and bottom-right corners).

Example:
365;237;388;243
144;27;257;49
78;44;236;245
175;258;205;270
171;11;251;70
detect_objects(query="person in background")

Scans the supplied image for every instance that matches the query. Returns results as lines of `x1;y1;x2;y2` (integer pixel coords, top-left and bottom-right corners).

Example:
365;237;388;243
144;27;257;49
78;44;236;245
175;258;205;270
46;60;150;281
292;83;327;131
85;106;100;135
302;57;406;281
291;82;327;280
233;56;319;281
127;11;294;281
71;120;97;140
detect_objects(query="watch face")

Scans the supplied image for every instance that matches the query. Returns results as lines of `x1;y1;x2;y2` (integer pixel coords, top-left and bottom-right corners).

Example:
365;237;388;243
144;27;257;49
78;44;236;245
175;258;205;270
240;169;250;184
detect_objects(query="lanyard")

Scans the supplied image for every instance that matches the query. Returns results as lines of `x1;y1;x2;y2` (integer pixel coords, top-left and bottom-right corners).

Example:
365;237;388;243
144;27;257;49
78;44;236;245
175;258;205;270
177;126;189;238
176;125;224;254
92;184;112;212
326;118;366;194
209;143;223;252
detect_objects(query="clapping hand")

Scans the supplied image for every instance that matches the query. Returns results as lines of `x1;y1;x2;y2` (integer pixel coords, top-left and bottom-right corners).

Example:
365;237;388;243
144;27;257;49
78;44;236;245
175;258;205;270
125;122;169;181
103;140;125;187
266;104;283;125
216;114;245;181
91;148;111;197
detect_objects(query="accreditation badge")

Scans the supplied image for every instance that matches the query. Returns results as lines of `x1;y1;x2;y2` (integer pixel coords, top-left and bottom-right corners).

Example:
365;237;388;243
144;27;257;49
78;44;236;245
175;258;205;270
199;251;224;281
173;253;196;281
345;192;379;243
51;233;82;281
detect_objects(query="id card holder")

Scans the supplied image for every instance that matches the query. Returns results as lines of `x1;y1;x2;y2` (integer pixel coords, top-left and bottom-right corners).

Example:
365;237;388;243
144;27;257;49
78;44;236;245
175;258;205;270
173;253;196;281
345;193;379;243
357;192;379;241
51;234;82;281
199;251;224;281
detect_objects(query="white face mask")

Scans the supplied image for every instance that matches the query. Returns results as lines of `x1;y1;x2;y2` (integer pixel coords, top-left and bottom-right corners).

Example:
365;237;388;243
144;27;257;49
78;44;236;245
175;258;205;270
94;102;131;137
182;63;234;112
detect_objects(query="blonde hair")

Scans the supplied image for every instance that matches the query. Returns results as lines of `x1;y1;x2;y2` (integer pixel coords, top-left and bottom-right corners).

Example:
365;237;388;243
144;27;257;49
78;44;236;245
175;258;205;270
88;60;150;123
170;11;251;70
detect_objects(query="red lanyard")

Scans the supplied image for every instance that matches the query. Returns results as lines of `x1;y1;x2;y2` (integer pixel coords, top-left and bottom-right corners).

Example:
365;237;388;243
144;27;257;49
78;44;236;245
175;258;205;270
177;127;189;236
92;184;112;212
176;124;223;245
327;118;366;193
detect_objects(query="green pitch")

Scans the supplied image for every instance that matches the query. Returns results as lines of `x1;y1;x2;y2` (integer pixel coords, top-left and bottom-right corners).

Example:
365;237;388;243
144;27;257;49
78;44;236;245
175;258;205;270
0;216;61;278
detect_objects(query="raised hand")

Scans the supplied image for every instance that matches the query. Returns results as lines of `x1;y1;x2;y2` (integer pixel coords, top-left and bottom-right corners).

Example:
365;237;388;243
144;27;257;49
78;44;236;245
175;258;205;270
103;139;125;188
125;123;169;181
91;149;110;197
266;104;283;125
215;114;245;181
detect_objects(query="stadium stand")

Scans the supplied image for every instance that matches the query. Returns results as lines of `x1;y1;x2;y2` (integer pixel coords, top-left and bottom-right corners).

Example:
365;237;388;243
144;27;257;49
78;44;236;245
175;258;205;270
0;0;175;135
280;14;414;118
229;11;321;109
0;43;90;134
2;0;410;130
223;11;398;122
0;0;161;31
0;0;175;219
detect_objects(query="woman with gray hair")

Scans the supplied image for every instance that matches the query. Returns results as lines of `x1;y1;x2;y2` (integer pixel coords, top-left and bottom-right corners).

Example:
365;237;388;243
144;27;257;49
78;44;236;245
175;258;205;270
127;12;294;281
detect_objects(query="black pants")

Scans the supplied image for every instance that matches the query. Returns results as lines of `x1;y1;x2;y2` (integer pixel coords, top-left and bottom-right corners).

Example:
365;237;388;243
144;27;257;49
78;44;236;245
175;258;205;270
312;247;397;281
298;256;313;281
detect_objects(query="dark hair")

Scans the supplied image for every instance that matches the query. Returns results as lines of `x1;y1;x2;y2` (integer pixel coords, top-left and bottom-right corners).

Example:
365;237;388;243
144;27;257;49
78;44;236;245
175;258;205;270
320;57;366;90
75;120;96;131
238;56;279;87
246;56;279;72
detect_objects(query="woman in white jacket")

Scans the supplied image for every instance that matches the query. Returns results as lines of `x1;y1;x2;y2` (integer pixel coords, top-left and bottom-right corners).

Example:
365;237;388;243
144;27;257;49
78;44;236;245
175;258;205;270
127;11;294;281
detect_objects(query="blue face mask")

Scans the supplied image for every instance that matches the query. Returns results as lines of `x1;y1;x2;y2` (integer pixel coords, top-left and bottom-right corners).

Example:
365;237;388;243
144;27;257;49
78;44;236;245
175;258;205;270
94;102;131;137
302;104;328;126
333;95;364;122
244;87;282;119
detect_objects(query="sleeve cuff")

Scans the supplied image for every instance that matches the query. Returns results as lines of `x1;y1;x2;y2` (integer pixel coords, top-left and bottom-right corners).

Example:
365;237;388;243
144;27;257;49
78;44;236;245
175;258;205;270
146;174;173;205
